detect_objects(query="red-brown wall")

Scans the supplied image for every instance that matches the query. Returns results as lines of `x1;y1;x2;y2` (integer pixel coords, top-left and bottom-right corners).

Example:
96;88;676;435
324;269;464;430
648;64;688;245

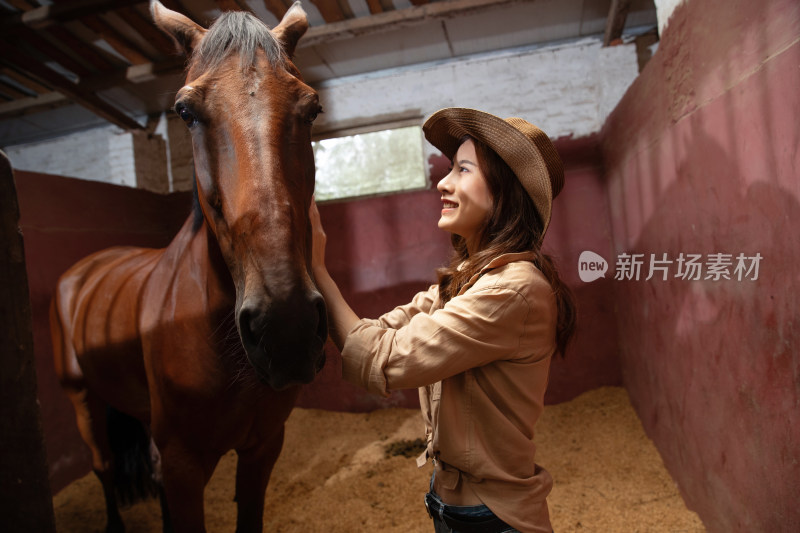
16;171;192;493
18;133;618;493
601;0;799;530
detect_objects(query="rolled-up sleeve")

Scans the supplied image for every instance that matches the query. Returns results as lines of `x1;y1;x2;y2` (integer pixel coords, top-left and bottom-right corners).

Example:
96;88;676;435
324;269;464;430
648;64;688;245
341;286;537;396
364;285;439;330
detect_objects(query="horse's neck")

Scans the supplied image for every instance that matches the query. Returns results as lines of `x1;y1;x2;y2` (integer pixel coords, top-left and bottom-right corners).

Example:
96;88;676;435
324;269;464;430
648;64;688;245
167;214;235;303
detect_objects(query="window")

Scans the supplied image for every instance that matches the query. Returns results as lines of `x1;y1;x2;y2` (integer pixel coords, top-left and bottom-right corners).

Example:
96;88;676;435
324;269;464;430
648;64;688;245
312;125;427;201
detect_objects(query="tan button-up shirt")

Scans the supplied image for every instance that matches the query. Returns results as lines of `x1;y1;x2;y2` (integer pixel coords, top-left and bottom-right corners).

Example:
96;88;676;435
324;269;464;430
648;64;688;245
342;252;557;533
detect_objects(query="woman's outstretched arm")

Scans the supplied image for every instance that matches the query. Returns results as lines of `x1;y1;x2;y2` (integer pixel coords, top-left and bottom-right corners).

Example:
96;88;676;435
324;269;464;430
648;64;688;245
309;197;360;350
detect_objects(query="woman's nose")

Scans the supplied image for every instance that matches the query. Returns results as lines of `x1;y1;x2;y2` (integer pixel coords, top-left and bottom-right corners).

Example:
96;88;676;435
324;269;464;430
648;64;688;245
437;169;455;192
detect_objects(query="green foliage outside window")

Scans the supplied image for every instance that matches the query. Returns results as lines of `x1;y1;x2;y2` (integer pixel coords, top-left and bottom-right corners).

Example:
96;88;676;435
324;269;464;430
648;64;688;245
313;126;427;201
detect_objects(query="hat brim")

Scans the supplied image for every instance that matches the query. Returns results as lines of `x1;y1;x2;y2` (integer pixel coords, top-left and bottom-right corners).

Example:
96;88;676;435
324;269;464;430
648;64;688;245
422;108;556;236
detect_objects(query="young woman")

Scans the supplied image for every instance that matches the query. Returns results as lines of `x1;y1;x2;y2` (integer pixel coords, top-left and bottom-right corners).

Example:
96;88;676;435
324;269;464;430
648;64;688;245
309;108;576;533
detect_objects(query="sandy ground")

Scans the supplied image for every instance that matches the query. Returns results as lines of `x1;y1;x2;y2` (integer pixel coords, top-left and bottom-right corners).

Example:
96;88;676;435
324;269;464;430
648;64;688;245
53;387;706;532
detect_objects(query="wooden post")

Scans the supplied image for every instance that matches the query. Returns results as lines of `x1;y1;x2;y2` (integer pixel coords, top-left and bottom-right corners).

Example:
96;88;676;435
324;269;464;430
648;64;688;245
0;150;57;532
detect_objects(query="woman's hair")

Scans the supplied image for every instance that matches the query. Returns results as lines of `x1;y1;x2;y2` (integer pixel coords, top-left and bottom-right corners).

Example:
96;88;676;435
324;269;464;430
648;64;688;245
436;135;577;357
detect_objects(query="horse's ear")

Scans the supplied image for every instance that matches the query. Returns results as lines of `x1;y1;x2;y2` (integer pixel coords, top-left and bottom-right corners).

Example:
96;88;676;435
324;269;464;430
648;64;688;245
273;1;308;58
150;0;207;56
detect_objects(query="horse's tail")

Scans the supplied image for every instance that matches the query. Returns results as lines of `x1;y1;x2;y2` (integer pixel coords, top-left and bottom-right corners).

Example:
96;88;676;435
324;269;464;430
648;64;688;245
107;407;160;506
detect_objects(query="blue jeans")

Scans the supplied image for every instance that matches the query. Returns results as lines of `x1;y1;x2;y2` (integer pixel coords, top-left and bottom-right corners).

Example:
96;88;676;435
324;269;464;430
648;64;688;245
424;475;519;533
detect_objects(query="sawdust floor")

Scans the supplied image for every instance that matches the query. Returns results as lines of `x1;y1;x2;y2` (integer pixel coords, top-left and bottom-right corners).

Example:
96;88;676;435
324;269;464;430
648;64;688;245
53;386;706;532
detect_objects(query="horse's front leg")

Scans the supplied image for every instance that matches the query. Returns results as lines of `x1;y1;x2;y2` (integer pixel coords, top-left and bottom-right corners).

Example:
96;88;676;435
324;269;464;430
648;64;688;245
159;440;219;533
234;426;286;533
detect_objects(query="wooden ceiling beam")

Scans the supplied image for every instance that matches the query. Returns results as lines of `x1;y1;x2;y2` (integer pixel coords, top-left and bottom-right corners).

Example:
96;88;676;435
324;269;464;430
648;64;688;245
4;0;38;11
0;66;52;95
0;40;143;130
336;0;355;20
300;0;526;48
0;92;68;119
364;0;383;16
11;26;93;78
116;5;176;55
261;0;289;20
78;57;185;93
80;14;153;65
1;0;144;30
0;78;31;99
310;0;346;23
603;0;632;46
45;25;119;72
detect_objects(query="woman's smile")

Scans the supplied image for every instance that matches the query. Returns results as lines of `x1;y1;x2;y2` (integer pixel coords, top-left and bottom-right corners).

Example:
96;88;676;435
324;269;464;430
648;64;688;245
441;199;459;212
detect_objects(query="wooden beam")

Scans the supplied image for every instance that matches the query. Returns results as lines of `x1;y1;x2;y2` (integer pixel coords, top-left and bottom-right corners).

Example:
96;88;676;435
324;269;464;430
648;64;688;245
45;25;119;72
0;78;32;99
0;0;144;30
364;0;383;16
116;5;176;55
261;0;289;20
603;0;632;46
78;57;185;92
0;66;51;95
80;14;153;65
4;0;37;11
0;40;143;130
336;0;355;20
9;27;93;78
310;0;346;23
300;0;526;48
0;91;68;119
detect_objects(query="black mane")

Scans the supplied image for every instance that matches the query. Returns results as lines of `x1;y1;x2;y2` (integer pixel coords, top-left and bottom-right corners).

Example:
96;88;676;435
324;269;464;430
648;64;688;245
192;11;284;72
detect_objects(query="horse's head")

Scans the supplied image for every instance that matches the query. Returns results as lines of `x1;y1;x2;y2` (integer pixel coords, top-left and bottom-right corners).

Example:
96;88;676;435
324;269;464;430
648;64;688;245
151;1;326;390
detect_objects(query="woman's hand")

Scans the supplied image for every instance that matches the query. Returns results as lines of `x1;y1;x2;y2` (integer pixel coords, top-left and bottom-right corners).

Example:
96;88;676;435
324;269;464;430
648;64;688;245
309;195;328;275
307;196;359;350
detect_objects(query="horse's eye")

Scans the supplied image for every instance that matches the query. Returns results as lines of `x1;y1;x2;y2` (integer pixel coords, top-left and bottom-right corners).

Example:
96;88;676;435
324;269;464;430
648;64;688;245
175;102;197;127
306;105;323;125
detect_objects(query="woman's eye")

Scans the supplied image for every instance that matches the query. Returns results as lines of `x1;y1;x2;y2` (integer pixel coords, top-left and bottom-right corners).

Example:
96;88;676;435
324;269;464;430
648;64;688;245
175;103;196;127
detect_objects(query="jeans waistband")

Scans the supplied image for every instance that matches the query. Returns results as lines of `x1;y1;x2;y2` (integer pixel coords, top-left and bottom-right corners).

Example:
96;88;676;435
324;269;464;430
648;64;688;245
424;489;515;533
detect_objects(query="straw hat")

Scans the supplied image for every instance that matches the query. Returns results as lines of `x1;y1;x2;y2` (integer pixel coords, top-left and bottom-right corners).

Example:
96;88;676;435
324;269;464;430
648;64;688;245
422;107;564;237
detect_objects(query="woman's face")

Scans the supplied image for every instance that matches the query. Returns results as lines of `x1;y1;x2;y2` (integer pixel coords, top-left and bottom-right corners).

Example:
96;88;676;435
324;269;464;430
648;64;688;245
436;139;494;254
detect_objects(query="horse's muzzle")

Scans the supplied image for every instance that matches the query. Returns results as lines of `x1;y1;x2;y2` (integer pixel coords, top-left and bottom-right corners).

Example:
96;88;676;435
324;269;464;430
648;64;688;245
237;290;327;389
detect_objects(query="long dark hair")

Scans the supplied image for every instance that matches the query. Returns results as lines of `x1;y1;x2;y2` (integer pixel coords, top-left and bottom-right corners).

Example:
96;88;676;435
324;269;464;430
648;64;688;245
436;135;577;357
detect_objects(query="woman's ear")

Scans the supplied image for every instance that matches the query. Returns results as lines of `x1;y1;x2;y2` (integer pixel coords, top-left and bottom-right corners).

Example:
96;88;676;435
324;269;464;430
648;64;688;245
150;0;207;56
272;1;309;59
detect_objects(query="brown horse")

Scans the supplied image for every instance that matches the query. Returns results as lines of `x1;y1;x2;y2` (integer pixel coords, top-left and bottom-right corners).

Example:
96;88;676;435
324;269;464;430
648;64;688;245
49;2;326;532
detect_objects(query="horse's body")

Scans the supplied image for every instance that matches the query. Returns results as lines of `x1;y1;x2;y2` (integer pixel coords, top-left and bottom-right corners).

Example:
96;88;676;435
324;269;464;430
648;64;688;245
50;3;325;532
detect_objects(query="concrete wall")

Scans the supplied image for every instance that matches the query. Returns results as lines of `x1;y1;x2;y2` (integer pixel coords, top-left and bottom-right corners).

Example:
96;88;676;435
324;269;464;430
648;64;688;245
313;36;639;144
601;0;799;530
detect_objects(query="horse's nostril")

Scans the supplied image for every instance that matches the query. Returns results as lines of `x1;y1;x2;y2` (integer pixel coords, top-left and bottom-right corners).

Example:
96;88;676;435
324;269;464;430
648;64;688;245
237;305;265;352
